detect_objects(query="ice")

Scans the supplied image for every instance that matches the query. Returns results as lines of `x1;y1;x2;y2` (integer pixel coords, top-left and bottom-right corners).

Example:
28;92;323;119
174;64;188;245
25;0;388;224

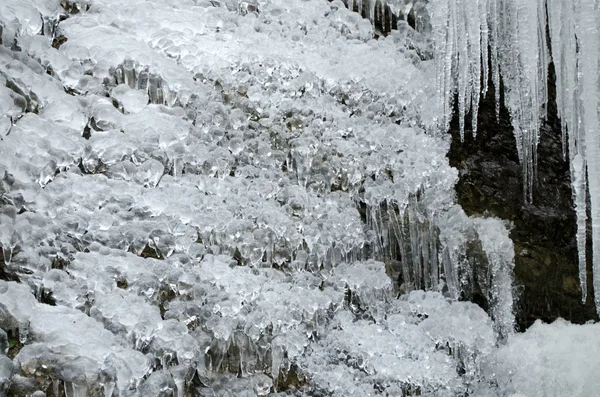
134;159;165;188
0;281;38;336
111;84;149;114
134;370;177;397
1;280;152;394
0;355;14;394
0;328;8;355
530;0;600;311
298;291;495;396
430;0;548;201
575;0;600;314
3;0;596;394
473;218;515;339
428;0;600;313
91;290;163;350
25;307;151;390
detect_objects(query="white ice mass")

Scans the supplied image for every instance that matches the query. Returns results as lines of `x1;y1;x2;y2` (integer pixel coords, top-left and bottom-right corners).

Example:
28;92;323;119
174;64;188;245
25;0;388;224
0;0;599;396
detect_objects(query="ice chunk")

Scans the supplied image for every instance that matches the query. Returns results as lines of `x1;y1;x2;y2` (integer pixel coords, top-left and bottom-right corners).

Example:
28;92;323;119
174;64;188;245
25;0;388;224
299;291;494;396
0;328;8;355
134;159;164;188
22;306;152;392
111;84;149;114
90;290;163;350
0;281;38;336
0;355;15;394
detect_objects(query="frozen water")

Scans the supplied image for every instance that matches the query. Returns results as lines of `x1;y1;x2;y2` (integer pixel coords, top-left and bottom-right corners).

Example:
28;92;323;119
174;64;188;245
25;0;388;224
429;0;600;314
430;0;548;202
473;218;515;339
111;84;149;114
0;0;596;395
0;355;15;395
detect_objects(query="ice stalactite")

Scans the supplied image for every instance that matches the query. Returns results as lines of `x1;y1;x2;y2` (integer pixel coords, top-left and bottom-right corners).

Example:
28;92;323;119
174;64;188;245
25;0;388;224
544;0;600;310
340;0;431;36
547;0;588;303
497;0;549;203
430;0;548;201
431;0;486;142
575;0;600;312
431;0;600;313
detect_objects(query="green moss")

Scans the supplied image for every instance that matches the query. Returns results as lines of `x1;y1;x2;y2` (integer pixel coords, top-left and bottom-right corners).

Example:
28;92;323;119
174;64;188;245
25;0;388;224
116;278;128;289
7;335;22;359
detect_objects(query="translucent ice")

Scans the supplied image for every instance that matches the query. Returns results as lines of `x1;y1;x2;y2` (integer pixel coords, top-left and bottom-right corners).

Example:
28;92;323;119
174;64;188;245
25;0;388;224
111;84;149;114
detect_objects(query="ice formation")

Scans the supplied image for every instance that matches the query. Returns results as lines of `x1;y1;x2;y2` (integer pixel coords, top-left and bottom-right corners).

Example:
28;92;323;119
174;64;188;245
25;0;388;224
429;0;600;312
0;0;596;395
545;0;600;310
430;0;549;203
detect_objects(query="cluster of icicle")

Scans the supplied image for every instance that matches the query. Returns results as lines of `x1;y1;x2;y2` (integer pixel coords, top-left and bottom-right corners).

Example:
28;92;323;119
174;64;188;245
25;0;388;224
338;0;431;35
430;0;548;203
429;0;600;313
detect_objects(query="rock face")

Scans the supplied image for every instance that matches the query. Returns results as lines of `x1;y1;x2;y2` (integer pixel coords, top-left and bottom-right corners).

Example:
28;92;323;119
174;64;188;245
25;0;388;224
448;62;599;330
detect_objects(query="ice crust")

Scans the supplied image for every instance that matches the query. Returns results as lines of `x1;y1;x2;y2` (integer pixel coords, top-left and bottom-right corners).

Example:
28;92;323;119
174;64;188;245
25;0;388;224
1;0;593;396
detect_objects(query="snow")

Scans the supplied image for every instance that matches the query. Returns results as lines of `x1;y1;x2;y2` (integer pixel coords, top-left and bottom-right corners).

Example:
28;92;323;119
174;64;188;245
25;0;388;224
488;319;600;397
0;0;598;395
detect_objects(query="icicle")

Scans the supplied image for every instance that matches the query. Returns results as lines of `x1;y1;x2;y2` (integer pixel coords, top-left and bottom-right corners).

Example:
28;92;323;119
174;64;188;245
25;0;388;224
488;0;501;120
441;246;459;298
102;380;115;397
429;223;439;291
430;0;550;198
431;0;454;135
473;218;515;340
495;0;548;202
577;0;600;314
431;0;489;139
480;1;489;100
573;154;588;303
547;0;578;159
544;0;600;307
271;344;284;389
170;365;187;397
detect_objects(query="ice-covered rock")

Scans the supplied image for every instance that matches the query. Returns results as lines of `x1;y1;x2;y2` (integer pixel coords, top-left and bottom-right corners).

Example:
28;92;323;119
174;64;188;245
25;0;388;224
0;0;573;395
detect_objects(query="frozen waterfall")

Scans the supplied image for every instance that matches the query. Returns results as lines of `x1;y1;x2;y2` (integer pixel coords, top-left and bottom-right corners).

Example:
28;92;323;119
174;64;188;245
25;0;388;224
0;0;599;396
429;0;600;314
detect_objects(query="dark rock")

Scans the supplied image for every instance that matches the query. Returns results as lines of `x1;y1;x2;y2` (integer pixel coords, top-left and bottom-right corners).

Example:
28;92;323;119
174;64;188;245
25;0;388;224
51;34;68;50
0;247;20;283
448;57;599;330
